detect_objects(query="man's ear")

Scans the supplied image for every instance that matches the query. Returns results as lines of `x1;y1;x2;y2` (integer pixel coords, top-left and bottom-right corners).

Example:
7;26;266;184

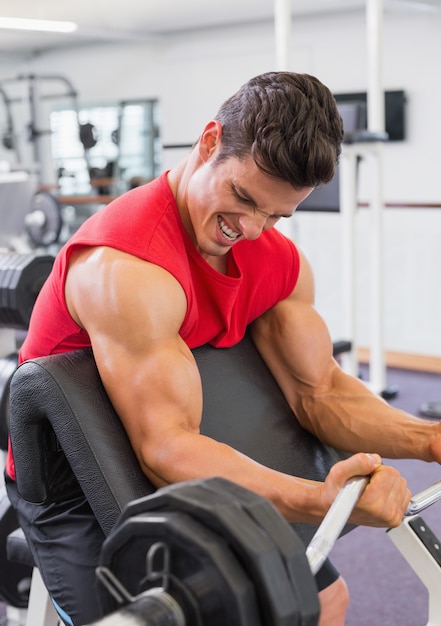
198;120;222;162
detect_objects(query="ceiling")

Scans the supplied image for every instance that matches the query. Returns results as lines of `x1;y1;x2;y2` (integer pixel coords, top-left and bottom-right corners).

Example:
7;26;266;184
0;0;438;56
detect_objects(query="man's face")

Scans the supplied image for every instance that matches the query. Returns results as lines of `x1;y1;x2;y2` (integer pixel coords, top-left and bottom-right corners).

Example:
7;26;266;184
179;154;313;263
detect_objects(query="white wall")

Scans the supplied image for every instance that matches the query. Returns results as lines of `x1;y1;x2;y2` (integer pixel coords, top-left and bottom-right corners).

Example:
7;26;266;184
1;9;440;359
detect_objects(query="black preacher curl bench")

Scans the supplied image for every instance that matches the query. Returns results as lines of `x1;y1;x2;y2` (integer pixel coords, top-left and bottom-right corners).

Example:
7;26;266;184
3;331;353;626
3;252;441;625
0;251;350;624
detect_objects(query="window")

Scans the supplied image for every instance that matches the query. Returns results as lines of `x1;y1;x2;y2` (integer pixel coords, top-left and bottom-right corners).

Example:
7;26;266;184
50;99;160;196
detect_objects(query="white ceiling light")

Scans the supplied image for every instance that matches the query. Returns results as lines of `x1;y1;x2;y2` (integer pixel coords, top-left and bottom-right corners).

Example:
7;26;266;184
0;17;78;33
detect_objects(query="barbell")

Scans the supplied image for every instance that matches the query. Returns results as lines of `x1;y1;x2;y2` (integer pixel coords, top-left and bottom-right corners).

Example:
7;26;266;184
90;476;441;626
95;477;320;626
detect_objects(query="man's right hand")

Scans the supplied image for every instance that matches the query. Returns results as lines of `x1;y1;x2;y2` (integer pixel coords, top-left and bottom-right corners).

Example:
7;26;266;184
321;452;411;528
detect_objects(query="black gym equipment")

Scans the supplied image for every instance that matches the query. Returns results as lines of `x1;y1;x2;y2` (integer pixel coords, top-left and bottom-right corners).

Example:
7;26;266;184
8;335;349;545
0;252;54;329
4;322;441;623
3;253;439;623
95;477;319;626
79;121;98;150
0;74;96;189
4;334;350;624
86;473;441;626
420;401;441;420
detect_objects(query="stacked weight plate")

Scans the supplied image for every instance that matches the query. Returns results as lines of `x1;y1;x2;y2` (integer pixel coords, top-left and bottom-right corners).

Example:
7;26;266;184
0;253;54;329
98;477;320;626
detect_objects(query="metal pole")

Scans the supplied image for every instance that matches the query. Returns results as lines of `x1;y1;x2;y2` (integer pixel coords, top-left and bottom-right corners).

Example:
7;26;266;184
28;76;57;188
340;146;359;378
274;0;292;70
366;0;385;133
366;0;386;393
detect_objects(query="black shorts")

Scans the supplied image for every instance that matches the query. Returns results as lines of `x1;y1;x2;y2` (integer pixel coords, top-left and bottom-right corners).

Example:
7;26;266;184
315;557;339;590
6;475;339;625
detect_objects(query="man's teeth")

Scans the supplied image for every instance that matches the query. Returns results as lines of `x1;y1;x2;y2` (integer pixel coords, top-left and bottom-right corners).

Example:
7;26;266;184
218;216;240;241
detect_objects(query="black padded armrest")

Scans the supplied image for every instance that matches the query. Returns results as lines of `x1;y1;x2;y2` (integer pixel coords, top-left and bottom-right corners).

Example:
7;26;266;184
197;336;345;482
9;333;350;542
9;349;154;535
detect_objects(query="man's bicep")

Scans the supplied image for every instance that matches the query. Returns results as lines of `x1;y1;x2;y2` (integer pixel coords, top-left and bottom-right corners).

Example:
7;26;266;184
251;298;334;390
66;246;203;478
96;337;204;468
90;300;204;486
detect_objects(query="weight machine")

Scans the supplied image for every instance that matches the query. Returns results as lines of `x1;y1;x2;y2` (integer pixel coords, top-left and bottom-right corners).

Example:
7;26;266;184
0;75;97;251
0;73;95;188
0;167;64;251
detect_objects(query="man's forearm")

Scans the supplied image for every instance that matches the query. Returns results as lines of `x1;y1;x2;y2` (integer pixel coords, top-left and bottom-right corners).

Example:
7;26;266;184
136;428;328;523
137;432;411;529
293;367;438;462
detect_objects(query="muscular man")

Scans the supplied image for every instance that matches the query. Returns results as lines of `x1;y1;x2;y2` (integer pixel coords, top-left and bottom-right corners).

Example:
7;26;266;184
6;72;441;626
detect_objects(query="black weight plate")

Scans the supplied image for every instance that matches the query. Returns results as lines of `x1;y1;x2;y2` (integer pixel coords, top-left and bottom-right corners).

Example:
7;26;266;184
15;255;54;327
0;253;54;329
6;259;28;327
205;479;319;626
118;478;306;626
0;353;18;450
7;255;35;327
100;511;260;626
0;255;26;326
0;258;18;326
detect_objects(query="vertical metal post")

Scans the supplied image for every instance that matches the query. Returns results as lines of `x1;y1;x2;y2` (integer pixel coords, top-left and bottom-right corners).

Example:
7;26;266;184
274;0;301;239
29;76;57;189
366;0;385;133
340;146;359;377
369;144;386;393
274;0;292;70
366;0;386;393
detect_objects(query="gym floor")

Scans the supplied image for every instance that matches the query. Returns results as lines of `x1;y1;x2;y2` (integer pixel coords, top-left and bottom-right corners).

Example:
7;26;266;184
0;365;439;626
332;364;441;625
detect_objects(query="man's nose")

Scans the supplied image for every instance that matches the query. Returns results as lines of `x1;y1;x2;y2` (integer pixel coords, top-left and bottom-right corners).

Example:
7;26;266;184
238;214;267;240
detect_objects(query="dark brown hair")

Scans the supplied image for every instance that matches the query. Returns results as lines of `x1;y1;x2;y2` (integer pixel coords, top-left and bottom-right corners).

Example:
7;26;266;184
214;72;343;189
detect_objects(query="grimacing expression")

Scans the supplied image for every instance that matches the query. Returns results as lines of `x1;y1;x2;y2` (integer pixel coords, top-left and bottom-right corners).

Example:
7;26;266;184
182;155;313;261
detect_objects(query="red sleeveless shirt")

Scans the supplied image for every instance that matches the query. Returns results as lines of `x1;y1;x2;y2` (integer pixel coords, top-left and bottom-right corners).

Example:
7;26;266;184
7;172;300;478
